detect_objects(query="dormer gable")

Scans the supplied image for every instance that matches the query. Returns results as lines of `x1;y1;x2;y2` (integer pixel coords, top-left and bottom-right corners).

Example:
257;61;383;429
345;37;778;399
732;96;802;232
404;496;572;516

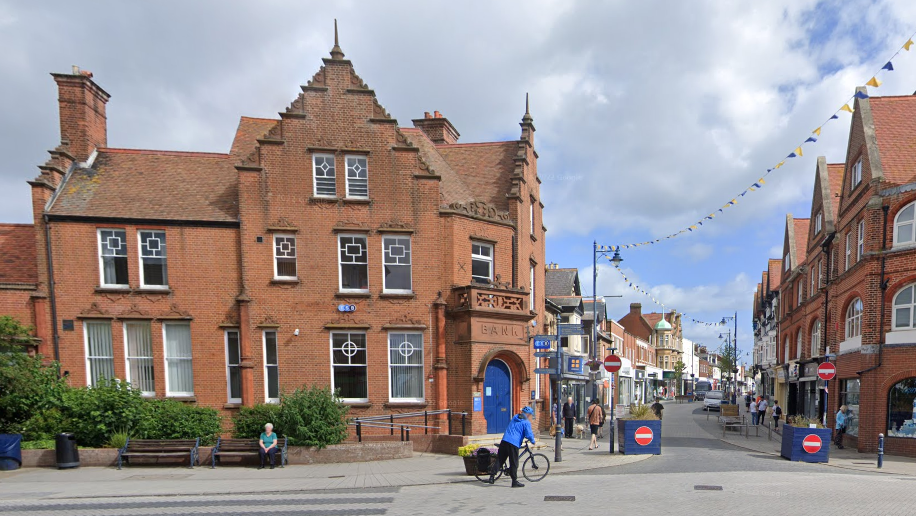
837;87;885;216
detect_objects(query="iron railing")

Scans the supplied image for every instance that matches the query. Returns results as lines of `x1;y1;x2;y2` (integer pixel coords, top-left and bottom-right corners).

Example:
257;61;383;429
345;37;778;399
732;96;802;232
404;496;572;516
349;409;467;443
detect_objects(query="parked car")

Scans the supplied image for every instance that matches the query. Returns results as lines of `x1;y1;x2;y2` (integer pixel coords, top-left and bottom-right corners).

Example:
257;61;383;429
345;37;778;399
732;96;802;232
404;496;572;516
703;390;724;411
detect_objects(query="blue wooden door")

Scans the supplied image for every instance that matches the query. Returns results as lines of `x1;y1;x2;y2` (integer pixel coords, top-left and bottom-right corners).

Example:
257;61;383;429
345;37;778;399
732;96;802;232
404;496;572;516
484;360;512;434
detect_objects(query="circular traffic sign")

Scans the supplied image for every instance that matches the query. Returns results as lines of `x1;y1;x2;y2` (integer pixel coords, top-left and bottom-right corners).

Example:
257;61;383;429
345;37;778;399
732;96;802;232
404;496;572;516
634;426;654;446
817;362;836;381
802;434;822;454
604;355;622;373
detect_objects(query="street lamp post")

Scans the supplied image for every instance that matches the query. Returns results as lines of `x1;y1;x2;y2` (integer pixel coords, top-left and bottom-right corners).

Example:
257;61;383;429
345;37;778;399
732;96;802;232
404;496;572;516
721;312;738;404
591;242;622;401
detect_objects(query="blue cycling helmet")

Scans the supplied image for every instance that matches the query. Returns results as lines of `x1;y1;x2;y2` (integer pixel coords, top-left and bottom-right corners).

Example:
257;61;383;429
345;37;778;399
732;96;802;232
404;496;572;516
522;406;534;415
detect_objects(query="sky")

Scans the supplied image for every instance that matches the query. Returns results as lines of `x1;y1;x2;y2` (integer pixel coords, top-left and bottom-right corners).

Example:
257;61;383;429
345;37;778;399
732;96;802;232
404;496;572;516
2;0;916;364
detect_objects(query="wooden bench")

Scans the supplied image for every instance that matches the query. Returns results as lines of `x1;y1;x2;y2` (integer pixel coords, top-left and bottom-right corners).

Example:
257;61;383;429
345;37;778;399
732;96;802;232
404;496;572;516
211;437;288;468
722;418;761;439
117;438;199;470
675;395;691;404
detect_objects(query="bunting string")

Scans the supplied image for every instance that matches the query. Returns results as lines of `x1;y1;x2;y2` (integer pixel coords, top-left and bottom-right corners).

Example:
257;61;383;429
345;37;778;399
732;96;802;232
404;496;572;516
611;262;727;327
599;30;916;251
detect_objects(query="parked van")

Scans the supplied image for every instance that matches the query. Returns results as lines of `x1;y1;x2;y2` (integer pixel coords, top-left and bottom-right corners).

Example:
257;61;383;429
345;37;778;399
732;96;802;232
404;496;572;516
694;381;712;401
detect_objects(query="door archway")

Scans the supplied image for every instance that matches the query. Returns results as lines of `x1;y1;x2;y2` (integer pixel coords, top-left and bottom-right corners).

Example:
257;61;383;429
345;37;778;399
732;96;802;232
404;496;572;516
483;359;512;434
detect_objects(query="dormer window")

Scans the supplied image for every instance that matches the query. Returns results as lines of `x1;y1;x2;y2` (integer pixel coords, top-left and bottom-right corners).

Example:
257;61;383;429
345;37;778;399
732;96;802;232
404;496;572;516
815;212;822;234
851;158;862;190
784;253;790;271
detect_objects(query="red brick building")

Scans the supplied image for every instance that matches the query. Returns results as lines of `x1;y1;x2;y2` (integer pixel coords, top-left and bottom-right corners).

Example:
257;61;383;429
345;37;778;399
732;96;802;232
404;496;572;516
0;32;548;436
758;88;916;456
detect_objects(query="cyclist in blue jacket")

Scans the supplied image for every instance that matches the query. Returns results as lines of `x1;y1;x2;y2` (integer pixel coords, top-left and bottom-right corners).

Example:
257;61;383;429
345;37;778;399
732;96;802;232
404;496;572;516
489;406;536;487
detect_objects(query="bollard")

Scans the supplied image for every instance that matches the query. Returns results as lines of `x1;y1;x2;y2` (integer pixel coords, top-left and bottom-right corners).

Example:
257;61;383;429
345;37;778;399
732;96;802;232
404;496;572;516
406;427;411;442
448;410;453;435
400;425;404;442
767;421;772;441
878;433;884;469
461;413;467;436
356;421;362;443
424;411;429;435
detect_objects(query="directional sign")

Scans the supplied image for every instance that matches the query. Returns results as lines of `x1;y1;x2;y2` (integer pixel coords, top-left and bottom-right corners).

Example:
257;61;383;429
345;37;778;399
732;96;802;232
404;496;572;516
634;426;654;446
567;357;584;374
558;324;585;336
534;352;557;358
604;355;622;373
534;368;558;375
533;334;558;341
817;362;836;381
802;434;822;454
533;337;553;350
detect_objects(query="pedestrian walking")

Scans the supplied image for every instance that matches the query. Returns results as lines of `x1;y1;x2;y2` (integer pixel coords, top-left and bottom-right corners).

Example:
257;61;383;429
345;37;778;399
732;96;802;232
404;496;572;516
835;405;847;449
749;394;759;425
587;399;604;450
651;397;664;420
745;393;752;413
772;400;782;429
562;397;576;438
757;397;768;425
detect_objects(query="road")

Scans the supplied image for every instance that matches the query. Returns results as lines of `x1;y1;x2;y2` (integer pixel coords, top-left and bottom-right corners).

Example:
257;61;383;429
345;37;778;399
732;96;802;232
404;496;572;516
3;403;914;515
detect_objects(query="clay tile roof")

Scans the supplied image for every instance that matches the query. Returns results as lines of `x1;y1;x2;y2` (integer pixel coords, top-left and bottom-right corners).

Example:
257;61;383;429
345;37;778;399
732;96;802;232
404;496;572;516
400;128;474;205
435;141;517;212
545;268;578;297
826;163;844;221
643;313;663;328
231;117;277;159
870;96;916;185
767;259;782;291
0;224;37;284
49;148;238;223
794;218;810;265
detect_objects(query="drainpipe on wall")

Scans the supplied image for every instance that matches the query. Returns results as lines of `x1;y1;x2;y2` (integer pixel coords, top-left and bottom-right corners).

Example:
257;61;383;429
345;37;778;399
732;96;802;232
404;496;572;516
857;204;890;376
434;292;448;417
43;215;60;364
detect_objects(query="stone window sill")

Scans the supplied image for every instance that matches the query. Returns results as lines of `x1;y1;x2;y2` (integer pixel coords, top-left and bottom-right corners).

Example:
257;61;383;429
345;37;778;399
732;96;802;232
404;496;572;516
309;196;340;203
136;287;171;294
271;278;300;285
336;291;371;298
383;401;428;409
342;198;371;205
343;402;372;408
168;396;198;403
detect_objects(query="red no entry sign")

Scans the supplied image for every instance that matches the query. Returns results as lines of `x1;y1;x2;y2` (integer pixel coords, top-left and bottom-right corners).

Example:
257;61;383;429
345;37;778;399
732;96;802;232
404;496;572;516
604;355;622;373
635;426;654;446
817;362;836;381
802;434;822;454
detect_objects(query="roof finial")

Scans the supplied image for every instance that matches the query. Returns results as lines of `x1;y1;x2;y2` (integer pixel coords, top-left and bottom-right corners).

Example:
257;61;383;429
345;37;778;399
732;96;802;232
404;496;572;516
330;19;345;60
522;92;533;123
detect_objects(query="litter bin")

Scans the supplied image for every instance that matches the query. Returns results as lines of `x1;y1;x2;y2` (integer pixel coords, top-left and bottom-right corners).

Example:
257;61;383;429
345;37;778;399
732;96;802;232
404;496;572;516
0;434;22;471
55;433;80;469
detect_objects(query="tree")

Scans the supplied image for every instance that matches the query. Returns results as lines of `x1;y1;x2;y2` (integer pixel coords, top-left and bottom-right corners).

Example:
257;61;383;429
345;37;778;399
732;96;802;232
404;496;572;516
673;360;687;395
0;315;35;351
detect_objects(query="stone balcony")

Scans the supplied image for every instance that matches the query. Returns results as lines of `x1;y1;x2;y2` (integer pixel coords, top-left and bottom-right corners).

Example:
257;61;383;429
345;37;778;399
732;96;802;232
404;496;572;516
449;283;530;322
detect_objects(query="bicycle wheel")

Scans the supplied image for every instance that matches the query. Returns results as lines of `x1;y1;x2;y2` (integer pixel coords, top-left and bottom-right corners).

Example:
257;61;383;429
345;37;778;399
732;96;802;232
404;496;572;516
474;458;503;483
522;453;550;482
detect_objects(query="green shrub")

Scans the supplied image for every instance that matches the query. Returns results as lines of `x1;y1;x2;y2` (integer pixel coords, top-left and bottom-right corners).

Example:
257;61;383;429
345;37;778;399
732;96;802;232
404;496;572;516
18;408;67;441
0;352;67;433
137;398;221;446
232;404;282;439
276;386;349;449
59;380;147;448
106;427;129;449
20;439;55;450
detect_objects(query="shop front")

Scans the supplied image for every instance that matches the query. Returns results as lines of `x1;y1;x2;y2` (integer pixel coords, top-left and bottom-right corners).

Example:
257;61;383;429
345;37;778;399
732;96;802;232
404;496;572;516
618;358;634;407
634;368;647;405
798;362;822;420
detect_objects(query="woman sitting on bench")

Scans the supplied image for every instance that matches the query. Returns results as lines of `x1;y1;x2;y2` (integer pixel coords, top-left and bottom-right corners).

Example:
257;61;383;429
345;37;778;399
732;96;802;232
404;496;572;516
259;423;279;470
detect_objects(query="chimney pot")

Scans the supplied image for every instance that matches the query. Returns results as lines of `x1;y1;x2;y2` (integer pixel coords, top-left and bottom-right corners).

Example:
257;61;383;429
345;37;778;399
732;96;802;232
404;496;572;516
424;112;431;119
434;111;441;118
80;70;93;78
71;65;80;75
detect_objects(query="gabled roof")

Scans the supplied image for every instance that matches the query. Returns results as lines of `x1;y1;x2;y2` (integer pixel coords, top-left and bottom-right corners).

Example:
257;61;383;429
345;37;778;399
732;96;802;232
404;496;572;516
400;128;474;205
793;218;810;267
767;259;782;291
869;95;916;185
549;296;584;312
0;224;37;284
581;299;606;322
231;117;277;159
826;163;843;221
545;268;581;297
435;141;517;213
48;148;239;223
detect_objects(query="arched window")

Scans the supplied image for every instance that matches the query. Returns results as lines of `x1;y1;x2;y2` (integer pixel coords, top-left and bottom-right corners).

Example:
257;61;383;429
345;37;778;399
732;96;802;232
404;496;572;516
796;330;802;359
895;202;916;246
888;378;916;438
846;298;863;339
894;284;916;330
811;320;820;357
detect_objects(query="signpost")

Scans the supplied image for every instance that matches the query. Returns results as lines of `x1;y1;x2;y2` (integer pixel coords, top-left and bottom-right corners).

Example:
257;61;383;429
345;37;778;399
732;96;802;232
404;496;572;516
634;426;654;446
558;323;585;336
817;363;836;381
604;355;622;373
802;434;822;454
533;335;556;351
535;368;558;375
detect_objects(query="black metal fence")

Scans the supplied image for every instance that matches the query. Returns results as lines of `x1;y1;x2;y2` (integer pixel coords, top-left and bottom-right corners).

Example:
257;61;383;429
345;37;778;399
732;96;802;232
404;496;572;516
349;409;467;442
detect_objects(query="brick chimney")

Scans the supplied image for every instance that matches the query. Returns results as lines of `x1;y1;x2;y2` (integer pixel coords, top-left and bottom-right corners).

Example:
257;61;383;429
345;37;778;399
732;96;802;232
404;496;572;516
629;303;642;316
412;111;460;145
51;66;110;163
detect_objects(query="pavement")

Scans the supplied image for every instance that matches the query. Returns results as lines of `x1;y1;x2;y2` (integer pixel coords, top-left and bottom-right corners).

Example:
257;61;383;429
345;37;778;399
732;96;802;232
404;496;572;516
5;403;916;514
0;433;647;501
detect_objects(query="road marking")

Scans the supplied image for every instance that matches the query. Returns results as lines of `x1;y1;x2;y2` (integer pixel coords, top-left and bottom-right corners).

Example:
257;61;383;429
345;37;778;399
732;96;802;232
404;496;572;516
694;485;723;491
545;496;576;502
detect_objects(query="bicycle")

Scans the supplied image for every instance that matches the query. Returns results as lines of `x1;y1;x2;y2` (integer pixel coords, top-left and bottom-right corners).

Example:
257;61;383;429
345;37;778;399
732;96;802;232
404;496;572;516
474;442;550;484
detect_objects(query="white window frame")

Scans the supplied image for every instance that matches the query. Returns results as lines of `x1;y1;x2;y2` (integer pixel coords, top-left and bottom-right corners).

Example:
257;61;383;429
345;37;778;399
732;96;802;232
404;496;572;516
124;320;155;396
138;230;168;289
893;284;916;330
845;232;852;271
529;202;534;235
382;235;412;294
263;330;280;403
852;158;862;189
818;260;823;288
472;241;494;283
815;212;822;234
312;153;337;198
530;264;535;312
225;329;242;404
273;234;297;280
796;331;802;360
811;320;820;357
330;332;368;402
857;219;865;261
846;298;863;339
810;270;815;298
163;322;194;397
784;252;790;271
344;154;369;199
797;279;803;306
98;228;129;288
387;331;425;402
84;320;114;387
894;202;916;247
338;234;369;293
783;337;789;363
